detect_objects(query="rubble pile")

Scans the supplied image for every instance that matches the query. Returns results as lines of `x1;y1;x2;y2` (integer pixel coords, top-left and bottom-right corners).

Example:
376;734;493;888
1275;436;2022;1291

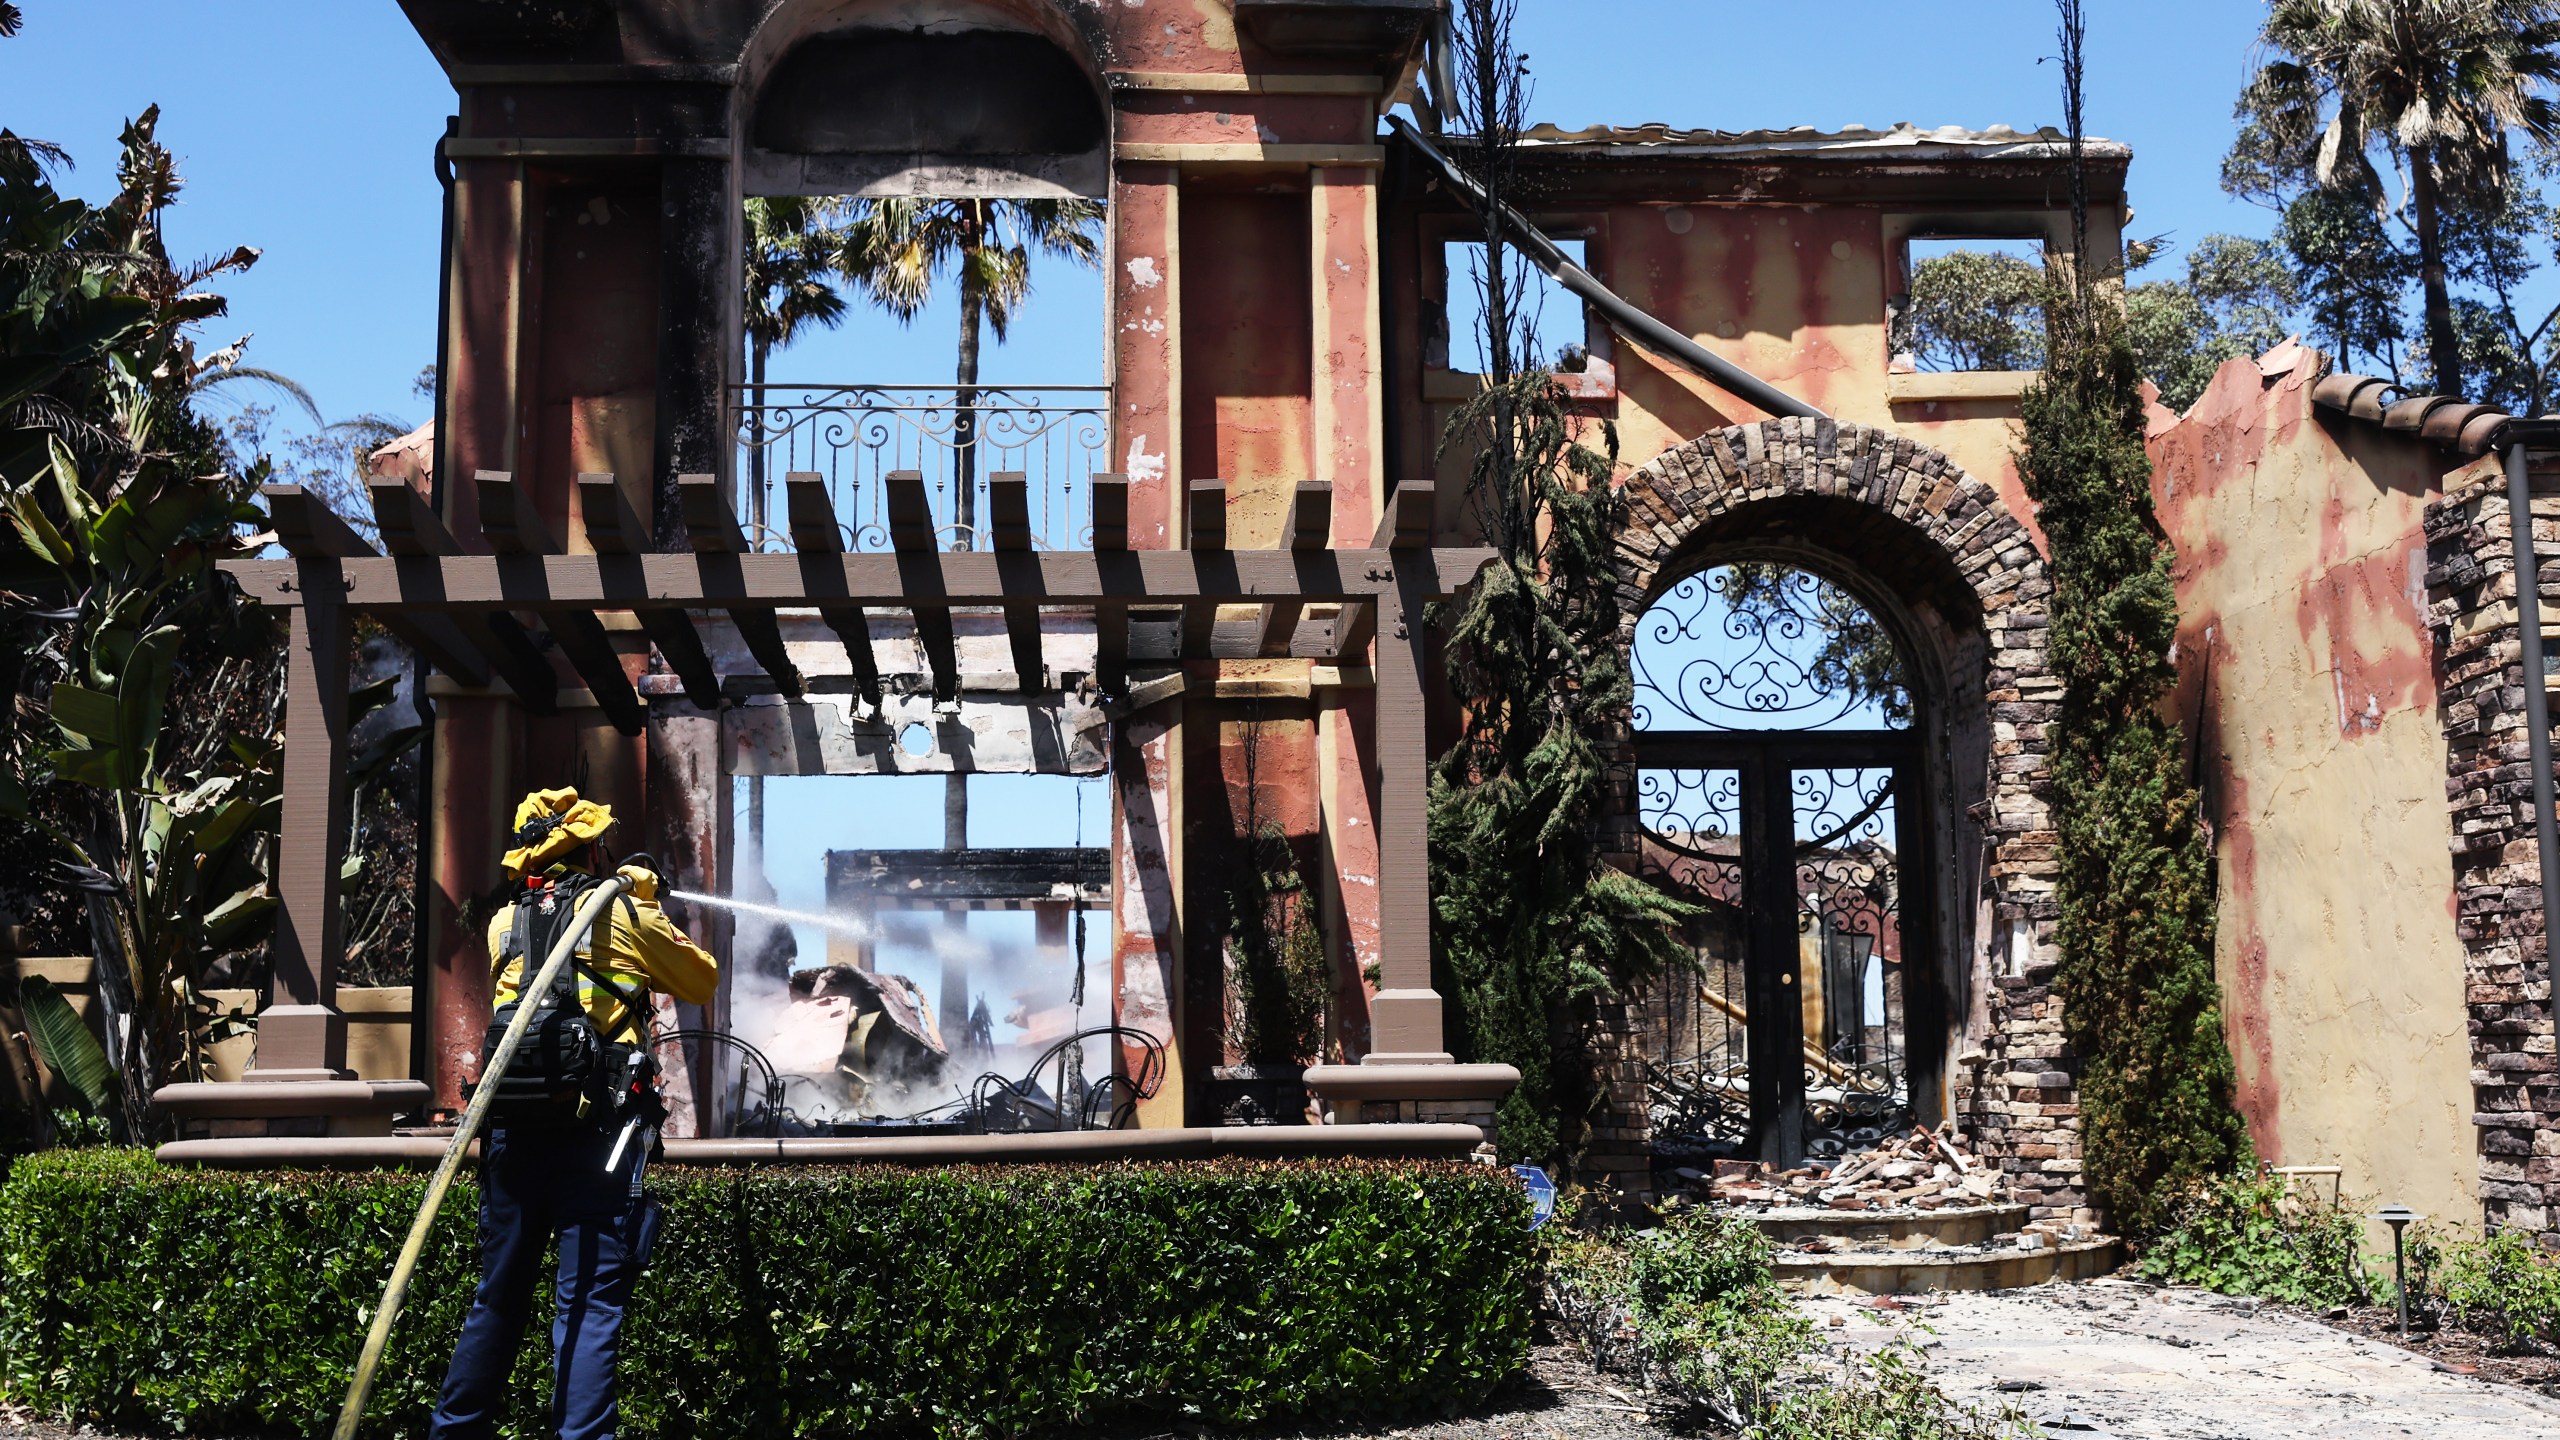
1672;1124;2013;1212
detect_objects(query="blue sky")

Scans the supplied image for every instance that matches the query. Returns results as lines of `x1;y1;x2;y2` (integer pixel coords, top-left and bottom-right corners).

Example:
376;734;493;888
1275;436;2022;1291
0;0;2301;1039
4;0;2285;425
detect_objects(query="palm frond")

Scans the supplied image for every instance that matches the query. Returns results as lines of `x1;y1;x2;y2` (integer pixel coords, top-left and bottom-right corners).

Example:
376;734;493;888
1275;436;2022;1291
189;364;321;425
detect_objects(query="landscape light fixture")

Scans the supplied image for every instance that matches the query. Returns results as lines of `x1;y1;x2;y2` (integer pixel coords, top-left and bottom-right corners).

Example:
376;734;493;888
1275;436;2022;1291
2371;1203;2422;1338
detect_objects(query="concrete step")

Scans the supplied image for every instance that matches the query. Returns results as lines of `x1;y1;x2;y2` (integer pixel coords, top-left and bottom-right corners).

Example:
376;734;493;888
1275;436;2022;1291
1770;1234;2123;1296
1721;1202;2123;1296
1744;1201;2030;1251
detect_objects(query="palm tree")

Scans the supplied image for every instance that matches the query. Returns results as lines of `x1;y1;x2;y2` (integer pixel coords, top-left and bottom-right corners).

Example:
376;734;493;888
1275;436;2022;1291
739;196;856;878
2240;0;2560;397
842;197;1103;547
742;196;855;544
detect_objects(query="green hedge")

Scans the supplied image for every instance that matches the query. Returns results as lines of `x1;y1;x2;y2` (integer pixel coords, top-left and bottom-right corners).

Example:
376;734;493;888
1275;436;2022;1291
0;1150;1532;1439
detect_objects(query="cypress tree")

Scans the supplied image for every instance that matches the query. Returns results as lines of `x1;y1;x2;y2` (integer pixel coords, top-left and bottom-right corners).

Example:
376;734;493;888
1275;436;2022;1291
1431;373;1691;1168
2021;0;2248;1239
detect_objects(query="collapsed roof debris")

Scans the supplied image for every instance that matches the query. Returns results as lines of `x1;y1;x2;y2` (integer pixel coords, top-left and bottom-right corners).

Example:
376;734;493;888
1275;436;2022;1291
1669;1125;2010;1212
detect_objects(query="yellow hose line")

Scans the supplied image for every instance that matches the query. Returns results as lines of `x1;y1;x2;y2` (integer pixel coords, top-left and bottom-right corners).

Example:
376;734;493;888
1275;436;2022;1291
332;876;630;1440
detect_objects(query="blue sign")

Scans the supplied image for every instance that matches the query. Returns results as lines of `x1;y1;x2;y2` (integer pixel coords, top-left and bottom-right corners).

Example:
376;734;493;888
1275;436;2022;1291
1511;1164;1557;1231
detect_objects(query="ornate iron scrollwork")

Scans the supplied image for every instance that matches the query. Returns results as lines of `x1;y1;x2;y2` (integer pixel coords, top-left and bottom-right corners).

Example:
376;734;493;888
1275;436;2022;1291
1793;766;1910;1156
1632;566;1912;732
733;383;1111;552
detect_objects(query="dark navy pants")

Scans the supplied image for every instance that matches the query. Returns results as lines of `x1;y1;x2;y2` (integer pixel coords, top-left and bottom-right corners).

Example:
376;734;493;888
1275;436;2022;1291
429;1122;658;1440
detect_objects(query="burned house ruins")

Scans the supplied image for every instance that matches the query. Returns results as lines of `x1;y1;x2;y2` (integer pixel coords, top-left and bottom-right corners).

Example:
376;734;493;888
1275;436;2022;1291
119;1;2560;1245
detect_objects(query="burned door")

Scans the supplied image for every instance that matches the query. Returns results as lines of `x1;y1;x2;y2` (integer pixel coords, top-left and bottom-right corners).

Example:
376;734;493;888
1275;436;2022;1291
1632;566;1933;1168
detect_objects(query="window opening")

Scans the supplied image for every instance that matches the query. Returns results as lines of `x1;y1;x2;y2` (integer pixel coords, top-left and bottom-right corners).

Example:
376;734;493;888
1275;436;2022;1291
1441;236;1590;375
1893;236;2049;374
736;193;1109;556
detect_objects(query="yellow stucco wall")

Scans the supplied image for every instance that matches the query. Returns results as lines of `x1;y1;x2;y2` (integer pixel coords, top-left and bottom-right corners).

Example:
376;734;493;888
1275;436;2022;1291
2153;350;2481;1231
1425;200;2089;532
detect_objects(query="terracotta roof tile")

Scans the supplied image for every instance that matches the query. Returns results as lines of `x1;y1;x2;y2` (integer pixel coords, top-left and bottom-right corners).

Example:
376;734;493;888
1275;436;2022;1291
2308;363;2516;456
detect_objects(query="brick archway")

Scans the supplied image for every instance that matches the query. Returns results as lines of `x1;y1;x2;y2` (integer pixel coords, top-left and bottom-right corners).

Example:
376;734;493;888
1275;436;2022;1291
1602;416;2091;1221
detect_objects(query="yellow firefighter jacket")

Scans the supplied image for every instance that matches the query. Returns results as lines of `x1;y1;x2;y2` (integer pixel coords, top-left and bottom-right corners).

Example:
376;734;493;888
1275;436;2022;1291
485;864;718;1046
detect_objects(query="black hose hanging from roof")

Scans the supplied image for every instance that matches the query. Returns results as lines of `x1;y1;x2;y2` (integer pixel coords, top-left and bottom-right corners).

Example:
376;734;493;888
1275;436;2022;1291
1386;113;1829;423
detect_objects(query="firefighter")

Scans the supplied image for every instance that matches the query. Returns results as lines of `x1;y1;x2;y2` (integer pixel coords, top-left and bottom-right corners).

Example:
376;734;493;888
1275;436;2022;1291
430;788;717;1440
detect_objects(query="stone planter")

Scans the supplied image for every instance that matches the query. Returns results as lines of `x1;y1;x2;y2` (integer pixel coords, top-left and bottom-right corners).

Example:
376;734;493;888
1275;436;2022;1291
1204;1063;1309;1126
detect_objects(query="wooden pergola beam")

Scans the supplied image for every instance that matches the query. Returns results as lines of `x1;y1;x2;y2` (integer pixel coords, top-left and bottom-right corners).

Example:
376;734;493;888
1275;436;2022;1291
886;469;960;704
360;480;557;711
989;472;1043;692
783;473;883;710
1182;479;1224;660
265;485;491;688
576;473;722;710
680;473;804;697
1091;474;1129;693
474;473;646;736
1257;480;1329;656
217;545;1496;612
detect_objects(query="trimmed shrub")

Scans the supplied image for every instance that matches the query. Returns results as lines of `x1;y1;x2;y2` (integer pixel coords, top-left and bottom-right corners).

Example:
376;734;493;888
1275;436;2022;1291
0;1150;1532;1439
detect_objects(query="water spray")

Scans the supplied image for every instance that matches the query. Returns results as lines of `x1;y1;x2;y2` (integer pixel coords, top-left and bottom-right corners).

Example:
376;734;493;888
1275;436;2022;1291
671;888;876;942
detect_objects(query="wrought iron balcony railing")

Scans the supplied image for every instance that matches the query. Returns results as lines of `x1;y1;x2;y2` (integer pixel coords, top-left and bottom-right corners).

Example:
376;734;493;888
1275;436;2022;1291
733;383;1111;552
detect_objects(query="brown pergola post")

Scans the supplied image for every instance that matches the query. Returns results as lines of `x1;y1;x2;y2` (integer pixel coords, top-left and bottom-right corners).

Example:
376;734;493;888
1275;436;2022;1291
1365;540;1445;1062
249;596;352;1078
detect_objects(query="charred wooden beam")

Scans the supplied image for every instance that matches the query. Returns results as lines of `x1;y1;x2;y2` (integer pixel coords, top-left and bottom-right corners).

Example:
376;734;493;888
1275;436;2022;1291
989;472;1043;692
886;470;960;704
361;479;554;710
1257;480;1331;655
474;472;645;735
575;473;721;709
827;846;1110;908
264;484;492;688
783;473;883;711
679;473;803;697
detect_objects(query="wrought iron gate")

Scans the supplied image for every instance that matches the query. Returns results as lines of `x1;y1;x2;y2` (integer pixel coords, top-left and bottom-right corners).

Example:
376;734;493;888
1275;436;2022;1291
1631;566;1934;1168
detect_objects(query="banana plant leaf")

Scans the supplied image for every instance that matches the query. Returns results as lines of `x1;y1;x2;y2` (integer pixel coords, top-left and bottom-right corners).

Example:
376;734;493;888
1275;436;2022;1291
19;974;116;1114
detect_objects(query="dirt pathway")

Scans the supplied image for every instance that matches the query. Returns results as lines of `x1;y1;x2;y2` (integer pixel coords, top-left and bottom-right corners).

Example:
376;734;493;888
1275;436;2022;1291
1805;1277;2560;1438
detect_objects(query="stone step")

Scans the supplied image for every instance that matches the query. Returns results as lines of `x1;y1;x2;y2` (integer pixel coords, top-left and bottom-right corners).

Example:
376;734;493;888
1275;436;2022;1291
1742;1202;2030;1251
1771;1235;2123;1297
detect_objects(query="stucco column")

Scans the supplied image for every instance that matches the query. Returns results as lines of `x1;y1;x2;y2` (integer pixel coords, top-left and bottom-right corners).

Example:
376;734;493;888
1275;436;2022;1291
419;151;530;1106
1109;161;1181;546
423;691;512;1108
249;598;352;1079
1317;684;1379;1059
1311;163;1384;517
652;156;736;548
1114;703;1185;1125
1312;162;1387;1061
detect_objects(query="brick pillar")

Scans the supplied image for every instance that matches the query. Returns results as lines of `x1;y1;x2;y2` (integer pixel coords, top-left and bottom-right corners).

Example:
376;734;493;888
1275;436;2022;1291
2427;476;2560;1241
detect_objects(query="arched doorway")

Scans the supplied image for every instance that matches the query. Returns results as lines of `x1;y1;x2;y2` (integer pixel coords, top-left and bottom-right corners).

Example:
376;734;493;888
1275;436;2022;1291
1612;417;2068;1184
1631;563;1932;1168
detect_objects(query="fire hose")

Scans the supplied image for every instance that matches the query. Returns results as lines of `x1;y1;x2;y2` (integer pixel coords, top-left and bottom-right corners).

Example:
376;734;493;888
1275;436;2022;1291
331;874;631;1440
